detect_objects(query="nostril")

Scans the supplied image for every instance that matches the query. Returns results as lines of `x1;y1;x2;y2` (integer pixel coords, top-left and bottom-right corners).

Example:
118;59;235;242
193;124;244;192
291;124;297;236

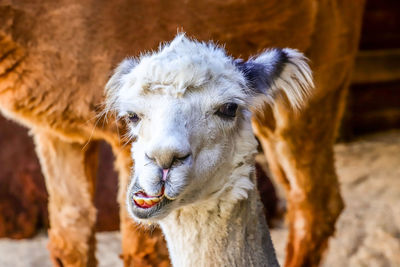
175;153;191;162
145;153;155;161
147;151;191;169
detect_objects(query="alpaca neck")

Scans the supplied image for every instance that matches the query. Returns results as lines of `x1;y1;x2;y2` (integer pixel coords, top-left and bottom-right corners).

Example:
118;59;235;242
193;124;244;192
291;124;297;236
159;173;279;267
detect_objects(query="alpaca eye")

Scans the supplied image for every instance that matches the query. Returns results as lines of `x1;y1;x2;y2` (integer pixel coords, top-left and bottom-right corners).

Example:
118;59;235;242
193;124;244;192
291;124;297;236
216;103;238;118
127;112;140;124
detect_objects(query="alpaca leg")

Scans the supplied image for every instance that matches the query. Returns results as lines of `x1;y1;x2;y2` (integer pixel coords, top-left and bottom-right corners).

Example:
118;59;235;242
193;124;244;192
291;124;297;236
113;146;170;267
257;134;343;267
33;131;98;267
253;88;347;267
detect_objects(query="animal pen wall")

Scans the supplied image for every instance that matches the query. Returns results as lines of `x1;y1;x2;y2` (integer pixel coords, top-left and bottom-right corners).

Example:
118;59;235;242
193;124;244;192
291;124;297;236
0;0;399;239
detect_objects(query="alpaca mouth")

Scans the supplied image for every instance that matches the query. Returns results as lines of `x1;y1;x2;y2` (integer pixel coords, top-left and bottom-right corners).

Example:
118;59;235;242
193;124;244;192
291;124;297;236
129;182;177;219
133;187;165;209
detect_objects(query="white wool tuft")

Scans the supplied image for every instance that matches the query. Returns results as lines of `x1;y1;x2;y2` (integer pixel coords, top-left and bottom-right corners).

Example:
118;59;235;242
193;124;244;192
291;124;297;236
125;34;240;97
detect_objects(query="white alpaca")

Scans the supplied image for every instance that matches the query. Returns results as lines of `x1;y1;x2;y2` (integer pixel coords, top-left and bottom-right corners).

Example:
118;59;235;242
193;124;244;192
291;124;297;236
105;34;313;267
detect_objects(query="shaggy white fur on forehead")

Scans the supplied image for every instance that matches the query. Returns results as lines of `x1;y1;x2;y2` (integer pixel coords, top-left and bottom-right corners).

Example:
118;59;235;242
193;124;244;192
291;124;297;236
126;34;244;97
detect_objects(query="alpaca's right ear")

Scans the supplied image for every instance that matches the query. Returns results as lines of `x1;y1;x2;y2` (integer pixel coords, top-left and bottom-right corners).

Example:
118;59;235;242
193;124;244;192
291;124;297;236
105;58;137;112
235;48;314;109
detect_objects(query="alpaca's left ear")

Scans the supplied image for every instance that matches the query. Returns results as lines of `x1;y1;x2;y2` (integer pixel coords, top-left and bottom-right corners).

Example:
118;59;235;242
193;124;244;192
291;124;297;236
235;48;314;109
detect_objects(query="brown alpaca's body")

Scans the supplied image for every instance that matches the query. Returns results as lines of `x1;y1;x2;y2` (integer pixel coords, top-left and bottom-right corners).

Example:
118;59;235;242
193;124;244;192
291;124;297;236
0;1;365;266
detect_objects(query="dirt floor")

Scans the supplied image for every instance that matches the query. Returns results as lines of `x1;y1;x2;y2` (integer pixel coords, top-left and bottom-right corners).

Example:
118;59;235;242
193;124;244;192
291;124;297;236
271;130;400;267
1;130;399;267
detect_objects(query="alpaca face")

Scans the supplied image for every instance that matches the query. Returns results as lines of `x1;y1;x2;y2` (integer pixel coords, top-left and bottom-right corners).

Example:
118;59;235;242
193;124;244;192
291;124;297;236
124;79;254;220
105;35;313;221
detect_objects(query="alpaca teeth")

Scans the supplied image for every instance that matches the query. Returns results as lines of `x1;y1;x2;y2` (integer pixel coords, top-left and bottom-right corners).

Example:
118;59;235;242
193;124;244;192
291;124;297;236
133;188;165;208
135;198;145;205
144;199;153;205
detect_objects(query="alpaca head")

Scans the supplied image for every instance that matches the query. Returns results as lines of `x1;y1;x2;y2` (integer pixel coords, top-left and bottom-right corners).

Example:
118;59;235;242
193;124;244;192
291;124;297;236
105;34;313;221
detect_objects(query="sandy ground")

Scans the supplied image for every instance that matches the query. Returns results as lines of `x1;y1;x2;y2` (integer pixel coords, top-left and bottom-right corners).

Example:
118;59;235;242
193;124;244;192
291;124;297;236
1;130;399;267
0;232;122;267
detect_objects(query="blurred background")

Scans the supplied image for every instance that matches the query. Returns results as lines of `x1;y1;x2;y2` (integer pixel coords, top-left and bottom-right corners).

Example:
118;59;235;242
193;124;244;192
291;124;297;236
0;0;399;266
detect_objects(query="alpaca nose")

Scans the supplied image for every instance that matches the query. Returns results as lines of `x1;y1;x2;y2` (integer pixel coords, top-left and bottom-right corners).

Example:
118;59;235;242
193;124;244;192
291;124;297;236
145;147;191;170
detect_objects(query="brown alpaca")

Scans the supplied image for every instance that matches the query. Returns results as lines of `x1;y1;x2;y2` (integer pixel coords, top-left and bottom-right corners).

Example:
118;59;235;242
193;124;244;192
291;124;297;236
0;1;365;267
